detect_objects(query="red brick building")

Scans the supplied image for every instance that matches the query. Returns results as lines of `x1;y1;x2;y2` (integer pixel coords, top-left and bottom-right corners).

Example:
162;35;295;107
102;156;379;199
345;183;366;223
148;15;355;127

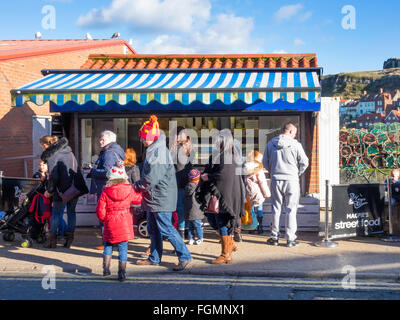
0;39;135;177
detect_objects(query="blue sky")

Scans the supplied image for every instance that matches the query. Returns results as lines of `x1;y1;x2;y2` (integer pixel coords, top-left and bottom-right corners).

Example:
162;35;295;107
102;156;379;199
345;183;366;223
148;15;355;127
1;0;399;75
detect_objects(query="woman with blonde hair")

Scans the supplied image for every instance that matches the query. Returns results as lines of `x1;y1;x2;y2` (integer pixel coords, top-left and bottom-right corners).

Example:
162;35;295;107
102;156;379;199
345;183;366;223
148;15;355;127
243;150;270;234
40;135;88;248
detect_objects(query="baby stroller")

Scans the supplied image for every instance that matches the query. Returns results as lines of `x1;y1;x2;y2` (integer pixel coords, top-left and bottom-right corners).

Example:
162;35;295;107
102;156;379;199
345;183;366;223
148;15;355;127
0;179;50;248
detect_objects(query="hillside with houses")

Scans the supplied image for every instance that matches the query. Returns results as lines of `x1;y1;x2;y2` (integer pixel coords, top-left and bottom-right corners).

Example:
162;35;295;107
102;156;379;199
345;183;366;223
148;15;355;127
339;88;400;129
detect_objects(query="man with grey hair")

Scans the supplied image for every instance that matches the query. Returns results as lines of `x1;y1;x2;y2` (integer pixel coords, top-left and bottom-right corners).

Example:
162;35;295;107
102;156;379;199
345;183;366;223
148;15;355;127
89;130;125;197
263;122;309;247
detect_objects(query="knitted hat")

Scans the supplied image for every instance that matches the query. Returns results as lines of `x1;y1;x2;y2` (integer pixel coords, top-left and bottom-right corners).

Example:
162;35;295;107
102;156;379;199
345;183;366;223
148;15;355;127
188;168;200;182
139;115;160;141
106;163;128;180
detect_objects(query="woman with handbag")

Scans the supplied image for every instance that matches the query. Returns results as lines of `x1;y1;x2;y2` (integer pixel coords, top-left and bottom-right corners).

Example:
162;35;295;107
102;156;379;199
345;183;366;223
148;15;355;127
40;135;88;249
198;129;246;264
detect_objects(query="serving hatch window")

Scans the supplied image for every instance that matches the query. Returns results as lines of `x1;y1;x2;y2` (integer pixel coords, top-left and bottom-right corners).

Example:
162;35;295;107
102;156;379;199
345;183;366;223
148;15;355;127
80;115;300;166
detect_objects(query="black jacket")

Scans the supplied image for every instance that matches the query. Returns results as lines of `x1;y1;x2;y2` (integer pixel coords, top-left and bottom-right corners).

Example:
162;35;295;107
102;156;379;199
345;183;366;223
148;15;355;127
41;137;88;202
89;142;125;195
126;165;141;185
196;152;245;232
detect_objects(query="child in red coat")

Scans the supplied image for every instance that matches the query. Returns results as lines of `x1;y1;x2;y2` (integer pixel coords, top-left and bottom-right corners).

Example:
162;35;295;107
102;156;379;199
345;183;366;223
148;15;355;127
96;163;142;281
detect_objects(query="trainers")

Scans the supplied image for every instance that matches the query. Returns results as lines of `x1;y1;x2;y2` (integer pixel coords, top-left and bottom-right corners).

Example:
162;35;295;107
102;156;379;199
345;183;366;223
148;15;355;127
173;260;191;271
267;238;279;246
188;239;195;245
286;240;299;248
195;239;203;245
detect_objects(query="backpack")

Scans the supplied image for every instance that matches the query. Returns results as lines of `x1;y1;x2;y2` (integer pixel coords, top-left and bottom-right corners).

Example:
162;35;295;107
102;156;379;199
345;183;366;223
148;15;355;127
29;192;52;224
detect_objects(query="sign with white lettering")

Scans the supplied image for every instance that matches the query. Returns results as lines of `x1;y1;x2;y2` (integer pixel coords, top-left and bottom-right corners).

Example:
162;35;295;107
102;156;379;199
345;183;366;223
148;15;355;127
330;184;385;239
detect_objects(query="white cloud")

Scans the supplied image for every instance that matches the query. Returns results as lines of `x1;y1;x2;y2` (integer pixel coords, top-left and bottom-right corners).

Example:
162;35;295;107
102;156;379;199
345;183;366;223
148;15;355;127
76;0;211;34
273;4;303;21
273;4;312;22
140;13;262;54
294;38;305;46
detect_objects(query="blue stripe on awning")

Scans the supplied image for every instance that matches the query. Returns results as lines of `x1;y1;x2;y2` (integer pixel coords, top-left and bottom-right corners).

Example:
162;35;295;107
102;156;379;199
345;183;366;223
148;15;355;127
12;69;321;109
281;72;288;88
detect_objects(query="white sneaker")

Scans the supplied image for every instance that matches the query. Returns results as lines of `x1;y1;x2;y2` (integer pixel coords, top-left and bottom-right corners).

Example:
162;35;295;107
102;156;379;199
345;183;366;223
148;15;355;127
188;239;195;245
195;239;203;245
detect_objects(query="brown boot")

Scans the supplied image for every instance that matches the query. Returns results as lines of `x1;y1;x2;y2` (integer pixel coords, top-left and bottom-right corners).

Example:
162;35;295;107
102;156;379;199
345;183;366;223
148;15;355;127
211;235;232;264
63;232;74;248
230;236;238;252
43;233;57;248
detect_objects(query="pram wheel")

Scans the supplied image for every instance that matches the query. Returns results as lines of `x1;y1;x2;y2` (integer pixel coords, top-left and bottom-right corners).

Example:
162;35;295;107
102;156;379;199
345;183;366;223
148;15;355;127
3;232;15;242
36;234;46;244
21;238;32;248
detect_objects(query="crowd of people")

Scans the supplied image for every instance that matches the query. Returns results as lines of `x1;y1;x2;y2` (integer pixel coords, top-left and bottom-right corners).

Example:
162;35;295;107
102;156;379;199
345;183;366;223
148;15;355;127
35;115;311;281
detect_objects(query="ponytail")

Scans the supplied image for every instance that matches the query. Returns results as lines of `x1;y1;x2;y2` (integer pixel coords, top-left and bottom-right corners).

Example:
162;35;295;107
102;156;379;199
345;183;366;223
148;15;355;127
39;135;58;146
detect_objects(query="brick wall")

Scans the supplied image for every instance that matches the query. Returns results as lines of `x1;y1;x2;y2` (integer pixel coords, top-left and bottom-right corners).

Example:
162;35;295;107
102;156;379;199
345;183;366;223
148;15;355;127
305;112;319;194
0;44;128;177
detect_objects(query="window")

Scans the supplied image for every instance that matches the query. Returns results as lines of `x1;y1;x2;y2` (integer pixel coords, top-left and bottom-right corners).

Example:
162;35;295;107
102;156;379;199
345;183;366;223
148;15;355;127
81;115;301;166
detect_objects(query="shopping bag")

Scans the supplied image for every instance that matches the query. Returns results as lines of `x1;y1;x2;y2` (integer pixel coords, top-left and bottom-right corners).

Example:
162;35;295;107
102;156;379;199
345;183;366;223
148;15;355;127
241;197;252;225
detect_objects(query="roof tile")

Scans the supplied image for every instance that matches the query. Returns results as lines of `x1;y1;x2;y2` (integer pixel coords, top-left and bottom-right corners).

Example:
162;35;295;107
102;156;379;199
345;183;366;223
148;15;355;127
79;53;319;70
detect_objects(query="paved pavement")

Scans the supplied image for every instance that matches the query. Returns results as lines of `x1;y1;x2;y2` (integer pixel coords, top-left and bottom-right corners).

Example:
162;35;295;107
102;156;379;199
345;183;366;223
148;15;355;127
1;226;399;281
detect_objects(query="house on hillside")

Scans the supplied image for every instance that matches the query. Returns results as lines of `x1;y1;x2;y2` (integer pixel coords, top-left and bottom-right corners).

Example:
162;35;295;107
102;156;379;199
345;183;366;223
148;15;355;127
356;112;385;129
0;39;135;177
385;109;400;124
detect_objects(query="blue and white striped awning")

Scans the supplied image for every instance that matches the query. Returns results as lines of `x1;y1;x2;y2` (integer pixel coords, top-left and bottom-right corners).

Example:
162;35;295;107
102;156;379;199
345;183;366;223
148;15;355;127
11;69;321;111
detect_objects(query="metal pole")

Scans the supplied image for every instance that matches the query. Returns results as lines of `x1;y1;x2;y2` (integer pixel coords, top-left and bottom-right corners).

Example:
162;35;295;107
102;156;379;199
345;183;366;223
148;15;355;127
315;180;338;247
381;176;400;242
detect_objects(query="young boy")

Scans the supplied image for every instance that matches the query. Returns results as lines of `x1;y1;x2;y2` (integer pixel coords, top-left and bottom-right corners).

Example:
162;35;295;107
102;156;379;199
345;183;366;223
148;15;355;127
33;160;49;180
96;163;142;281
183;169;204;245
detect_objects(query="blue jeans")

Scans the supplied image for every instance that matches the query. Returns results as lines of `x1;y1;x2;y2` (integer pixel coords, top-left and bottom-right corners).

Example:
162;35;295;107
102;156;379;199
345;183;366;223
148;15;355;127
206;212;231;236
147;211;192;264
49;198;78;234
255;204;263;218
103;241;128;262
187;219;203;240
177;188;186;231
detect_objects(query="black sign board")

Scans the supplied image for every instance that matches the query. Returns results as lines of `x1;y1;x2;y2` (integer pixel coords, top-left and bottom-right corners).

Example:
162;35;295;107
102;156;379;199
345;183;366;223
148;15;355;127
0;177;41;211
330;184;385;239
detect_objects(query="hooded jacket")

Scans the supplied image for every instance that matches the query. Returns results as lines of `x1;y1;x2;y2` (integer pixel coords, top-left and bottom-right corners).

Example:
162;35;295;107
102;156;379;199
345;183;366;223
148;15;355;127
243;160;271;206
41;137;88;202
263;134;309;181
89;142;125;195
183;182;204;221
134;134;178;212
96;180;143;244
